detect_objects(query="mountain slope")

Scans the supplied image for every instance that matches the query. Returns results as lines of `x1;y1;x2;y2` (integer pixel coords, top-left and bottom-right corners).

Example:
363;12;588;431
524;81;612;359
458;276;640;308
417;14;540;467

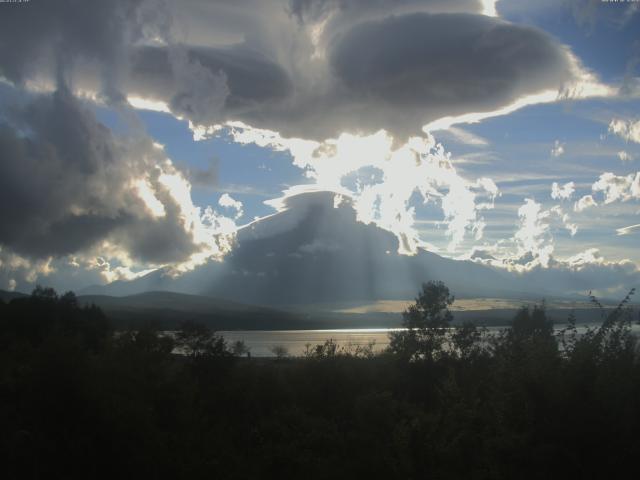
85;191;593;305
0;289;28;303
77;291;309;330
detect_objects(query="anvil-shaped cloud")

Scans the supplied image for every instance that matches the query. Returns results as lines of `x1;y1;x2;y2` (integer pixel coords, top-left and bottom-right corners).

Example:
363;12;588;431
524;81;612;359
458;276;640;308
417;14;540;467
0;0;609;142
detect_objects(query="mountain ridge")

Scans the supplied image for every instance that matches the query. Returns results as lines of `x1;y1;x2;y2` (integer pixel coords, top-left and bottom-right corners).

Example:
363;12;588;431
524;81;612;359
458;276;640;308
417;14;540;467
82;191;545;303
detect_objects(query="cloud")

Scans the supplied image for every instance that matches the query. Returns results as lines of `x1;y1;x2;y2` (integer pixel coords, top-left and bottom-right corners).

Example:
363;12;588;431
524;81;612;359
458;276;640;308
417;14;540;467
466;199;579;273
440;126;490;146
592;171;640;204
513;199;554;267
454;204;640;297
618;150;634;162
0;0;148;102
574;194;598;212
225;122;499;254
0;0;633;293
551;140;565;157
616;223;640;236
93;191;640;301
218;193;244;220
323;12;575;140
551;181;575;200
520;248;640;298
0;86;239;289
550;205;578;237
609;118;640;144
570;170;640;215
288;0;488;23
0;0;609;144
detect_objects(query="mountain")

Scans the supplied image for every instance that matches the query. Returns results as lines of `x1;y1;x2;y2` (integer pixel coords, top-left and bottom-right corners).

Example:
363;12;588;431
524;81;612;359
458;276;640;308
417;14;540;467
83;191;538;305
75;291;311;330
76;292;612;330
0;289;28;303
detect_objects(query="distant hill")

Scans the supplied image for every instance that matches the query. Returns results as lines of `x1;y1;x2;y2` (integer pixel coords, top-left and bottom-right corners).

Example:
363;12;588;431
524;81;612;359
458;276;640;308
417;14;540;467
76;291;406;330
3;288;621;330
70;290;628;330
76;291;308;330
0;289;28;303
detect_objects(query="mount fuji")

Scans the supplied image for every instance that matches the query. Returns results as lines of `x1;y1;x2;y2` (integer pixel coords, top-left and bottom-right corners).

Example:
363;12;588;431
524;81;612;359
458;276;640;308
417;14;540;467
83;191;546;305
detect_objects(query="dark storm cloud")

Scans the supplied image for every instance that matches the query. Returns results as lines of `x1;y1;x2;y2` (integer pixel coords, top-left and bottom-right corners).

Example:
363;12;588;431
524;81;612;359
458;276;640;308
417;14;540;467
0;88;124;255
288;0;485;24
123;8;575;141
0;0;147;101
323;13;571;136
0;0;579;142
0;87;200;264
330;13;566;102
128;45;292;124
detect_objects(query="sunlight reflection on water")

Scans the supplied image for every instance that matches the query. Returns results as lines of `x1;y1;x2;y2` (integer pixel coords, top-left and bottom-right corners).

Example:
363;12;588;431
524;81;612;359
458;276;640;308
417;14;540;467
218;324;640;357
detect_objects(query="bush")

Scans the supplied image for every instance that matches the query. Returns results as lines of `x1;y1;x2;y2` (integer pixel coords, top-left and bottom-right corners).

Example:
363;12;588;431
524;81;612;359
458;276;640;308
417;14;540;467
2;283;639;478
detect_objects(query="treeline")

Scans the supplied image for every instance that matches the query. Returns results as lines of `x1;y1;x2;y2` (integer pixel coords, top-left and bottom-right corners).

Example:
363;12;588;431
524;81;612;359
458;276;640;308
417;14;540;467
1;283;639;479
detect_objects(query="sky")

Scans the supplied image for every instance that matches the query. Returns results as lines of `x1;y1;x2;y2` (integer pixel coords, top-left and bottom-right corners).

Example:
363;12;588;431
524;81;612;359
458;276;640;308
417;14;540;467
0;0;639;295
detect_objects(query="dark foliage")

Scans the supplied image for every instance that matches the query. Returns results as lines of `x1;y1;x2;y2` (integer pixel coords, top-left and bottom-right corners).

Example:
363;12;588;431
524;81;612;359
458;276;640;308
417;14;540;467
1;284;639;479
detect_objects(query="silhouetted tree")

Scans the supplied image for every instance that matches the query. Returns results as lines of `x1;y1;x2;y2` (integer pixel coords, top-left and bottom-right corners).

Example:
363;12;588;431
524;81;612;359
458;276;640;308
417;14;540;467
175;320;229;358
451;321;486;360
3;282;640;479
231;339;250;357
388;280;454;360
270;344;289;359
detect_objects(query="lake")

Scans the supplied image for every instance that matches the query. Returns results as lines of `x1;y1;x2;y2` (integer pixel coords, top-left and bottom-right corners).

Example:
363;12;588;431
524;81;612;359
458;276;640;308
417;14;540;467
218;324;640;357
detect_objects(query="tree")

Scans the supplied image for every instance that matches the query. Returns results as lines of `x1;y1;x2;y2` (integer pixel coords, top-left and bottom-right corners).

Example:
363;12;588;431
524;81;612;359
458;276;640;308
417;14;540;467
492;302;557;359
388;281;454;360
270;344;289;359
451;321;485;360
175;320;229;358
231;340;250;357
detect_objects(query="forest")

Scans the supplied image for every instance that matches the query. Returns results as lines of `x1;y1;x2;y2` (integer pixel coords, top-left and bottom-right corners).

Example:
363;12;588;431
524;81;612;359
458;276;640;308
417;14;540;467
1;282;639;479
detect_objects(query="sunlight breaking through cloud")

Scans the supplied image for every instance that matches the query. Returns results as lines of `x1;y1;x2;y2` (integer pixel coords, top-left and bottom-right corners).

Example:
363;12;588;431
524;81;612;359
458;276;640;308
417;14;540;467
223;123;499;255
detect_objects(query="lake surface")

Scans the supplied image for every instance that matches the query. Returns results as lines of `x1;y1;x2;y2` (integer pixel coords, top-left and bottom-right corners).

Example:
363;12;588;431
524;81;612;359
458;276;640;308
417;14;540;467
219;329;395;357
219;324;640;357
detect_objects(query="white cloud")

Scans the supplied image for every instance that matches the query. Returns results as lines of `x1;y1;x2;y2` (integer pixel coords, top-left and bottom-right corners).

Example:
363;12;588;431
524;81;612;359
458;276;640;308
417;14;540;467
574;194;598;212
571;171;640;214
550;205;578;236
443;126;490;146
467;199;580;273
0;247;54;289
617;150;634;162
616;223;640;236
609;118;640;144
592;171;640;204
134;179;167;218
88;255;156;284
512;199;554;267
226;124;499;255
218;193;244;220
551;181;575;200
551;140;565;157
480;0;499;16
